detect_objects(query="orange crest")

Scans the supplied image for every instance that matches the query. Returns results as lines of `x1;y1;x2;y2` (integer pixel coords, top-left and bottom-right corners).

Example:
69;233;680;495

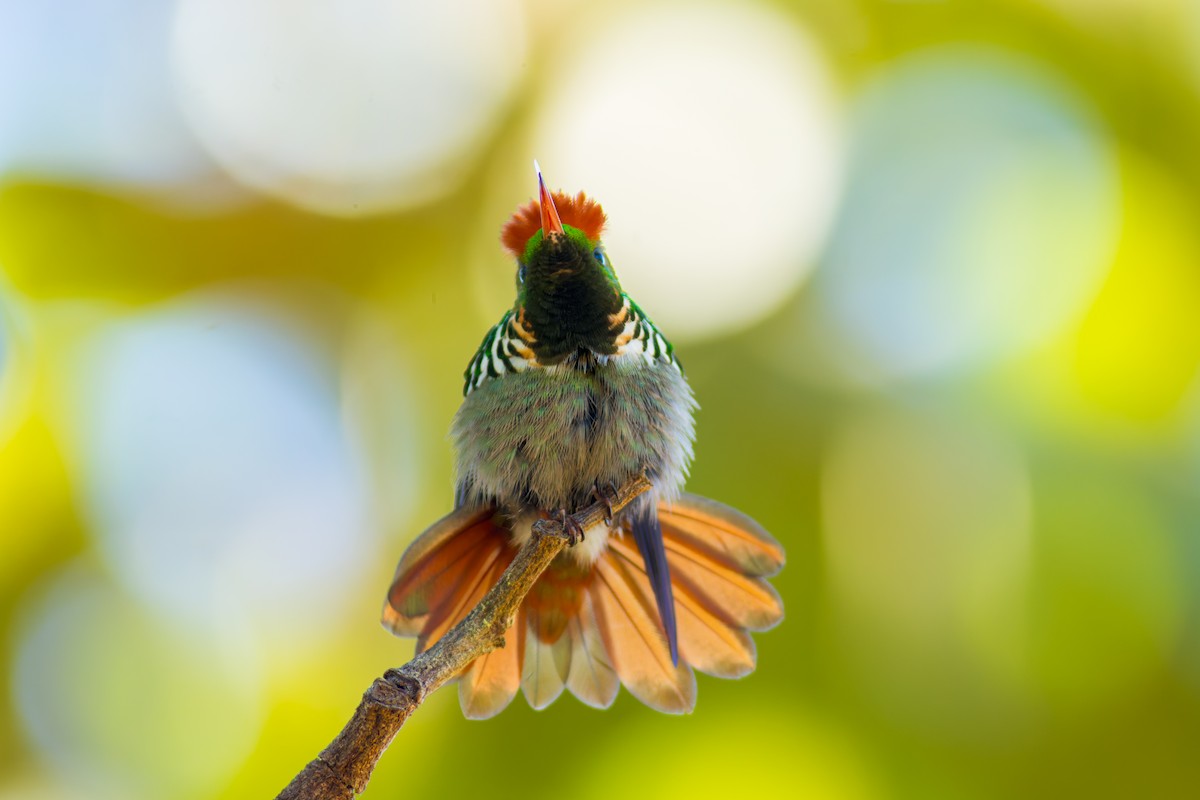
501;191;607;259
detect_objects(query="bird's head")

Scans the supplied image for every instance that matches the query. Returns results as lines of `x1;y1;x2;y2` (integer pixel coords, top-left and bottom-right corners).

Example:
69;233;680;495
500;163;625;365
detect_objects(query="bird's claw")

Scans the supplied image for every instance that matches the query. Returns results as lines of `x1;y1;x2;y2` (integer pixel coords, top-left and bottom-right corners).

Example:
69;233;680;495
557;508;586;547
591;481;619;526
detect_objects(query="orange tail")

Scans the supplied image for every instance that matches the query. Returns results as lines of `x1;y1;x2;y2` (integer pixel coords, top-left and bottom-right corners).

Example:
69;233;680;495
382;494;784;719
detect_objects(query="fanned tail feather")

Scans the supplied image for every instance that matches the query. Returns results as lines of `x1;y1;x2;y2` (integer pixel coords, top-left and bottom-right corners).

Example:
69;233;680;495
460;606;524;719
382;493;784;717
658;494;785;578
415;542;508;653
608;533;757;680
593;546;697;713
384;506;524;719
660;494;784;633
382;506;497;636
522;612;571;710
565;593;619;708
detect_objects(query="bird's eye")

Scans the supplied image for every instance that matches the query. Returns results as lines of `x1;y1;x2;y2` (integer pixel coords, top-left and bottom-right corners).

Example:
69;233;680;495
593;248;606;266
517;263;526;283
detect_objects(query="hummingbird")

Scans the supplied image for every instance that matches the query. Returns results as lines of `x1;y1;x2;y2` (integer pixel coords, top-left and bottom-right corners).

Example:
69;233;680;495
382;163;783;718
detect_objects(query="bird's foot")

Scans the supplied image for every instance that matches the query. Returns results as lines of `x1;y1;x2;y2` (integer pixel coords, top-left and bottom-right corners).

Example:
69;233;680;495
556;508;586;546
591;481;620;526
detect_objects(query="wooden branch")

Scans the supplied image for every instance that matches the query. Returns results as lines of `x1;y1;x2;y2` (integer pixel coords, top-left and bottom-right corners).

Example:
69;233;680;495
276;474;653;799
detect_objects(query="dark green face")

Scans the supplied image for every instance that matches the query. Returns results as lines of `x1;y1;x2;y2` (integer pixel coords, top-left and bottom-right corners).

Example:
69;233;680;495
517;225;624;365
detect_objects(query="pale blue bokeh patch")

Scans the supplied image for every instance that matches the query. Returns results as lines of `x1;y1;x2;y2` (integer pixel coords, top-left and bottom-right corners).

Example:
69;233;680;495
68;293;374;652
817;47;1120;380
0;0;210;185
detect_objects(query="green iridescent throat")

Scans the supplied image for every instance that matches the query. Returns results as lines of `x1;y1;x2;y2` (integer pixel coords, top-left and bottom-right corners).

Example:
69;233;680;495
517;224;624;365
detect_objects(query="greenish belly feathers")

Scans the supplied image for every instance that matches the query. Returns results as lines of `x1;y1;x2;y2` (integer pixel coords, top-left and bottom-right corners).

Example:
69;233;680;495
451;352;696;513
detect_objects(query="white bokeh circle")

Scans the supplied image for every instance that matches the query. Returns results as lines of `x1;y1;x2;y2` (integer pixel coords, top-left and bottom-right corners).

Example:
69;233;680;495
0;0;211;187
171;0;527;214
531;1;842;340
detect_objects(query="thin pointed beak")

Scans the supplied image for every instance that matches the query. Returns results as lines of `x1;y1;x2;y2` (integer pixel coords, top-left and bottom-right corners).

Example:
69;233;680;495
534;159;565;237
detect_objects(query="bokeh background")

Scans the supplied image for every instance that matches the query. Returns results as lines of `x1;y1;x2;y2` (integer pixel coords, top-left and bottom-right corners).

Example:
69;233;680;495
1;0;1199;798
